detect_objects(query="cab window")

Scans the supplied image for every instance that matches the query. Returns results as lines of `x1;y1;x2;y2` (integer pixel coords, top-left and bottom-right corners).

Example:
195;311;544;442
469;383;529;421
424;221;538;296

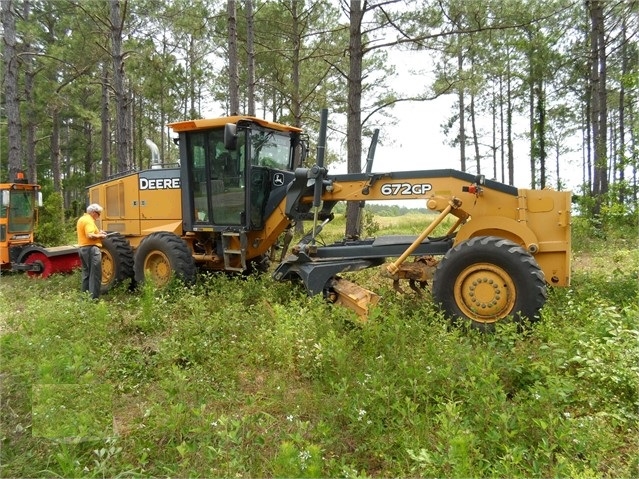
250;130;292;170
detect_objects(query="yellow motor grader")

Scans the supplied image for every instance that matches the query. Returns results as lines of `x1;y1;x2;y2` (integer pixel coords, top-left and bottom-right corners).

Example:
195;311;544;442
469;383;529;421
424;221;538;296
88;110;571;328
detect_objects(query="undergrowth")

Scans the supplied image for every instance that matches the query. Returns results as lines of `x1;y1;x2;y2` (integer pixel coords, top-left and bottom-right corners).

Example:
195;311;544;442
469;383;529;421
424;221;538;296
1;226;637;478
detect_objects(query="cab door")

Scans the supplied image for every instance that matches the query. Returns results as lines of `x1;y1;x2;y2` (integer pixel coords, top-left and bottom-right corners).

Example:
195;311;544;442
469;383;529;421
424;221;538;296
247;167;271;229
187;129;248;228
209;147;246;226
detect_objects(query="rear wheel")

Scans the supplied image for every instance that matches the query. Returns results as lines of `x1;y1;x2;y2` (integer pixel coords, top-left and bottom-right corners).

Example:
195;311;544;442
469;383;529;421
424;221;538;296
432;236;547;330
101;233;134;294
134;232;196;286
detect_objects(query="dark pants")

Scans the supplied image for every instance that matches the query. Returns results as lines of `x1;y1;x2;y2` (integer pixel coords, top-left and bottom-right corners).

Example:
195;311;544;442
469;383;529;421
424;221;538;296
79;245;102;299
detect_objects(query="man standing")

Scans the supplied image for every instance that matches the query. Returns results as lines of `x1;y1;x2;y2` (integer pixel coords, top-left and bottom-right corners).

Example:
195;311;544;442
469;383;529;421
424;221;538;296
76;203;106;299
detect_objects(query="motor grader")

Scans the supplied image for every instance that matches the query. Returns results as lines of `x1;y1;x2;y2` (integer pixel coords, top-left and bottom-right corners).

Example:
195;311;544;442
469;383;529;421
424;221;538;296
0;171;80;277
89;109;571;328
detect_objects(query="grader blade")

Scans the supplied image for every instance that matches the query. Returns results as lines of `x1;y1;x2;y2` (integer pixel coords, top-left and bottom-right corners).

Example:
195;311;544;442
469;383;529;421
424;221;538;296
328;276;380;320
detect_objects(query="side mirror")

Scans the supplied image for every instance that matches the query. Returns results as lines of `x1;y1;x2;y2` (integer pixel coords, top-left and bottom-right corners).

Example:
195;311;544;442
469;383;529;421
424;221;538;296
1;191;9;207
224;123;238;151
37;191;43;207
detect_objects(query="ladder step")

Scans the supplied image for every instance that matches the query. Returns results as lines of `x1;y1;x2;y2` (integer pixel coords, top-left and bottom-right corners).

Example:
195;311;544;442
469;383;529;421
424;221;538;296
225;266;245;272
222;230;247;271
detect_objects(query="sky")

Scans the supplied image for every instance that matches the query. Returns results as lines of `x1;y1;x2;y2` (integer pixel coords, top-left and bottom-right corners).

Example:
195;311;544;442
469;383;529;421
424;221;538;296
200;48;585;204
327;50;582;197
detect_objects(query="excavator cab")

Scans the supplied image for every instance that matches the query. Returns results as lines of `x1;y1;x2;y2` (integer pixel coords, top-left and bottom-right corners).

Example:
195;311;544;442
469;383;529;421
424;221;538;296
173;117;306;233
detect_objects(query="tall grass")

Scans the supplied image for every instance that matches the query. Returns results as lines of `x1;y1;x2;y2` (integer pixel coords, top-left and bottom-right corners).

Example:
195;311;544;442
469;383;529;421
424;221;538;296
1;217;637;478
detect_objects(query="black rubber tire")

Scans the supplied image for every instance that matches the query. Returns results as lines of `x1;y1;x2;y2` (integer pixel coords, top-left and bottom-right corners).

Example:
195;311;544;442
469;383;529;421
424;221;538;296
245;255;271;275
134;232;196;286
100;233;134;294
432;236;547;330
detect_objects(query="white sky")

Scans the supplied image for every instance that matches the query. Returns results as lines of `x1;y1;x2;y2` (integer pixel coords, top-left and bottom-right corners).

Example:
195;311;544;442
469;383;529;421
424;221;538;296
328;49;584;194
200;48;585;202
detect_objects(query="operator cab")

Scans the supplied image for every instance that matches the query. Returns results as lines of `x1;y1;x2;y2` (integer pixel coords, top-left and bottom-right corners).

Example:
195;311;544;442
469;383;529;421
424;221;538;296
169;116;306;233
0;172;42;268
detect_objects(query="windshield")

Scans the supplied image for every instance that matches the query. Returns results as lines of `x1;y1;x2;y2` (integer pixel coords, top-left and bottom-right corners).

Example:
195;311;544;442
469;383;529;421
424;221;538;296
250;130;291;170
8;190;35;233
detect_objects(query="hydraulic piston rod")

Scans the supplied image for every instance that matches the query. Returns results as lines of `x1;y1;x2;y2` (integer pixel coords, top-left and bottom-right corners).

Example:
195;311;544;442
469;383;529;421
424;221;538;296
385;198;461;275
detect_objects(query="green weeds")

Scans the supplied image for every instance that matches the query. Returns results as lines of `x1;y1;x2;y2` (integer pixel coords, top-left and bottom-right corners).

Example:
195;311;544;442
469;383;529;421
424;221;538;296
1;232;637;478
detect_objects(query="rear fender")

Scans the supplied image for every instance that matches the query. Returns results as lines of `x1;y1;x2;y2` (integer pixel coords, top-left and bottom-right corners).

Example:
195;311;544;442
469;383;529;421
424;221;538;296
455;216;538;253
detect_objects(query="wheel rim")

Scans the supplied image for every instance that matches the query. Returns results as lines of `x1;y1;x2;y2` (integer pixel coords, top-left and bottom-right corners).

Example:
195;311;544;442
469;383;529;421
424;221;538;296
144;250;172;286
454;263;516;323
101;250;115;285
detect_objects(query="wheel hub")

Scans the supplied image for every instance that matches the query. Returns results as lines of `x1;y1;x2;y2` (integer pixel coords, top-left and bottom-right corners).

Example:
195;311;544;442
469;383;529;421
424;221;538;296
145;251;172;285
455;263;516;323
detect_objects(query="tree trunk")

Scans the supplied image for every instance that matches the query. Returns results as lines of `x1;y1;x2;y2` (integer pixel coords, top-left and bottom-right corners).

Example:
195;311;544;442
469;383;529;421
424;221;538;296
290;0;302;127
227;0;240;115
536;77;546;188
555;142;561;190
2;0;22;182
345;0;364;238
188;37;197;118
457;46;466;172
470;91;480;175
618;16;627;203
499;73;505;182
25;64;37;184
51;108;62;192
589;0;608;215
528;34;536;189
507;56;514;186
84;120;94;187
22;0;38;184
109;0;129;172
101;63;111;180
491;82;497;180
246;0;256;116
128;88;135;168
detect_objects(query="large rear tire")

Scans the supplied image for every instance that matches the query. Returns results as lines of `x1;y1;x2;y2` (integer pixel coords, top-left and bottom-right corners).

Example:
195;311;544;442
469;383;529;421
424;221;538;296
101;233;134;294
432;236;547;330
134;232;196;287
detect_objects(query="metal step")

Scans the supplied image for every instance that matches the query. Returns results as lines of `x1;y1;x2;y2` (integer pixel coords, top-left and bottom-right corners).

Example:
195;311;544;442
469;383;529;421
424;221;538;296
222;231;247;272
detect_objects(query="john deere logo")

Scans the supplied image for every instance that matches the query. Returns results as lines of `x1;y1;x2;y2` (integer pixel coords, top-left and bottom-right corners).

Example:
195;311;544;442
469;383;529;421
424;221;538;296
273;173;285;186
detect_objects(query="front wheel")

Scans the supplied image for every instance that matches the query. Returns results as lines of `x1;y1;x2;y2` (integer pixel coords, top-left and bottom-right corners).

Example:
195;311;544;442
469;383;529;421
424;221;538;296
432;236;547;330
134;232;196;287
101;233;134;294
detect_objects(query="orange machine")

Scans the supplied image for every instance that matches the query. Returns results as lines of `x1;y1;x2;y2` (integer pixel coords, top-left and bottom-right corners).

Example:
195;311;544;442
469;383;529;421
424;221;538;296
88;110;571;329
0;172;80;277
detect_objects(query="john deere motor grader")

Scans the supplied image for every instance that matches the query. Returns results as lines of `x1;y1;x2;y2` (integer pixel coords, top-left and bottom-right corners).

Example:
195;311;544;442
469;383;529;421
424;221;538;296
89;110;571;328
0;171;80;277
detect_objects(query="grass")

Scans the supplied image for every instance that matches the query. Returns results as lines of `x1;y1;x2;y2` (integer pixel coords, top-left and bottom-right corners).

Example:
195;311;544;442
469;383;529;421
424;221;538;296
1;215;637;478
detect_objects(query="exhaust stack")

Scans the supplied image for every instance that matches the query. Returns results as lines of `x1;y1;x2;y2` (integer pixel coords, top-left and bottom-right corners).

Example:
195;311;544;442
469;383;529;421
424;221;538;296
146;139;161;169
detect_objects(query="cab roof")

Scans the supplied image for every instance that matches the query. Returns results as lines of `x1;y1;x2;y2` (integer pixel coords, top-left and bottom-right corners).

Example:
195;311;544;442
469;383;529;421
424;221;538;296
168;115;303;134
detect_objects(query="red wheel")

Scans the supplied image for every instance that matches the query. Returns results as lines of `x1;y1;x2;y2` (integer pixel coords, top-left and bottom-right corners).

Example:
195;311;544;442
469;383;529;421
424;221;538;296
24;252;53;278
